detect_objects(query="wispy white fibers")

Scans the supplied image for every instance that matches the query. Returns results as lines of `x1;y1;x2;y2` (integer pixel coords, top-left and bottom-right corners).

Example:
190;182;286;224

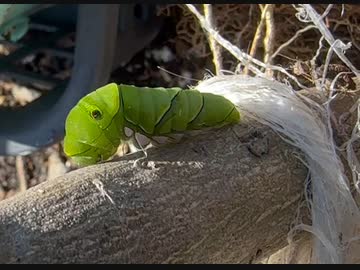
196;75;360;263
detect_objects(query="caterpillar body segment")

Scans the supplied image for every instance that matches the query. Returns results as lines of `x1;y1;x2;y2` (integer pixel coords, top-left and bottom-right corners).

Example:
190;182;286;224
64;83;240;166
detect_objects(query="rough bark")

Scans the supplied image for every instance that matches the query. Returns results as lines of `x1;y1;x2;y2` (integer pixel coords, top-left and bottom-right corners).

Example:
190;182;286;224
0;121;308;264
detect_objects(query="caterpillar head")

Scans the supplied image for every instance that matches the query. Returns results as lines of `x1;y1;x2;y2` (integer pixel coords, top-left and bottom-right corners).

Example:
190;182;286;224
64;83;124;166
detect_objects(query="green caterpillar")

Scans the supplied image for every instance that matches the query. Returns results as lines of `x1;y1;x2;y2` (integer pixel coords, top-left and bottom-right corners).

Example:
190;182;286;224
63;83;240;166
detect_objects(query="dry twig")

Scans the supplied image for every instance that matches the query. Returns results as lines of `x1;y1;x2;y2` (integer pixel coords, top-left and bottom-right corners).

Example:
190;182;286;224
270;25;318;63
203;4;223;75
253;4;268;54
296;4;359;76
15;156;27;193
245;4;269;75
263;4;275;76
186;4;308;89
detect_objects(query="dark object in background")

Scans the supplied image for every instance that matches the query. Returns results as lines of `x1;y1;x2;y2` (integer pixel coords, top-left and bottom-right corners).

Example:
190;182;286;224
0;4;162;156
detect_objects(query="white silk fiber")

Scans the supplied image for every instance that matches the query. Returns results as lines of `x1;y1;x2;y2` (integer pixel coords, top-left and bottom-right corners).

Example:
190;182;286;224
196;74;360;264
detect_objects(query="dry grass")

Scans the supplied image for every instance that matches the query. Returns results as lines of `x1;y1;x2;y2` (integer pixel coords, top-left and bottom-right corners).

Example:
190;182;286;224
158;4;360;89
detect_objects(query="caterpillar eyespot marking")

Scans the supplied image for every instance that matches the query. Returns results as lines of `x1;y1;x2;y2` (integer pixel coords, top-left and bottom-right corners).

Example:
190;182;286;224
91;110;102;120
64;83;240;166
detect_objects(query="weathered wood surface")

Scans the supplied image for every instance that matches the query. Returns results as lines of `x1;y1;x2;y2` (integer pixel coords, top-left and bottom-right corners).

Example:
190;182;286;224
0;121;307;263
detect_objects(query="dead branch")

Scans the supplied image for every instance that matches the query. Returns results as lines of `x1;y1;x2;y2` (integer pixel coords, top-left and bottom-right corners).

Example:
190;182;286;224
263;4;275;76
0;120;308;263
186;4;307;88
15;156;27;193
203;4;223;74
244;4;268;75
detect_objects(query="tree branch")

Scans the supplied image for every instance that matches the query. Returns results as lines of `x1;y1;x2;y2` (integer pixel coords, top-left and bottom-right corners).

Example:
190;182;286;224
0;122;308;263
